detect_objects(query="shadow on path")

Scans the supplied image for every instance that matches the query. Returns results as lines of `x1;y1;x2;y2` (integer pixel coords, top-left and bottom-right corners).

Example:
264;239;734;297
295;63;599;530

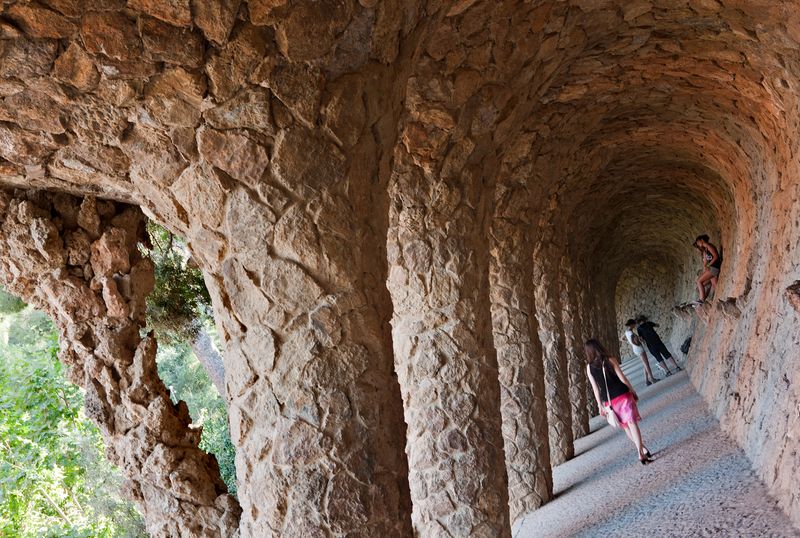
513;370;800;538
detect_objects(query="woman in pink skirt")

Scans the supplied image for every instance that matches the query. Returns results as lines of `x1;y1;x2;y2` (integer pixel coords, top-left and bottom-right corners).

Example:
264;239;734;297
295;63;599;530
585;338;654;465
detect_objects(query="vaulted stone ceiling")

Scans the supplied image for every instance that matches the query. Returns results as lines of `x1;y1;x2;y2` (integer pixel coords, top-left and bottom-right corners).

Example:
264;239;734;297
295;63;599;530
1;1;799;537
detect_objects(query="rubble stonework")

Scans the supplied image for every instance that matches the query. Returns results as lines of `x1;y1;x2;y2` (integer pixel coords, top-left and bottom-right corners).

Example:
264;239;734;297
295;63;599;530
533;245;575;466
559;258;589;440
387;145;511;536
490;182;553;522
0;191;240;537
0;0;799;533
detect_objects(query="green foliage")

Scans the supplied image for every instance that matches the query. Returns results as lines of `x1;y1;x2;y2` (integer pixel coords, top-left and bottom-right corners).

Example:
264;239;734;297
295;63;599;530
0;224;236;537
0;309;146;538
146;222;211;344
0;287;25;314
145;222;236;494
145;223;235;493
155;341;236;494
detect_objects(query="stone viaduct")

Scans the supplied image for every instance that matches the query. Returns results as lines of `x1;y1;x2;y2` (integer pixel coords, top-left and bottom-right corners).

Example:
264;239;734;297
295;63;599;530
0;1;798;536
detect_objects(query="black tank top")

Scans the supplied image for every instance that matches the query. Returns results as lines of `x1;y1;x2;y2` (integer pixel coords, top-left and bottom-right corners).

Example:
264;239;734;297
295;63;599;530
704;245;722;269
590;360;629;403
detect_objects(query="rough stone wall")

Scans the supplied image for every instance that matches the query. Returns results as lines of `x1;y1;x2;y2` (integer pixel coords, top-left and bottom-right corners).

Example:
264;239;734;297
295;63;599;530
490;180;552;523
0;190;239;537
615;259;684;361
576;283;599;418
0;2;426;534
2;0;800;531
687;96;800;526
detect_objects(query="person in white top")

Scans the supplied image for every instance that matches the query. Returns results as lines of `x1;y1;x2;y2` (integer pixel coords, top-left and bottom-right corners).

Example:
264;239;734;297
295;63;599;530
621;318;657;385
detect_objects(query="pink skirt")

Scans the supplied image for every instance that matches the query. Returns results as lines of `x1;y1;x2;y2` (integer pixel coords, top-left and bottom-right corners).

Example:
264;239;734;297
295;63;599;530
609;392;641;426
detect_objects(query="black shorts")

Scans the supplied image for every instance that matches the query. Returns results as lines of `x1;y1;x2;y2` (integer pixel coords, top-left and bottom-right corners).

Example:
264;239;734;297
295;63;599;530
646;340;672;362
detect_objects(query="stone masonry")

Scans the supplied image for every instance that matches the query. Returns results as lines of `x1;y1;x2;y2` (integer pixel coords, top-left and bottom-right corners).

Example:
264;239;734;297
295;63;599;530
0;191;240;536
0;0;799;535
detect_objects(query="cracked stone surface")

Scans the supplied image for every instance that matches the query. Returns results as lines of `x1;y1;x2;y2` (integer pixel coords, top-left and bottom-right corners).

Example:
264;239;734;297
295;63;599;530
490;193;553;523
0;190;240;537
0;0;799;534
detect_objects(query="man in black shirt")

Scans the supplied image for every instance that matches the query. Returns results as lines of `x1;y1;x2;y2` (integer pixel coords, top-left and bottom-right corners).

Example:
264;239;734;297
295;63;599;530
636;316;682;375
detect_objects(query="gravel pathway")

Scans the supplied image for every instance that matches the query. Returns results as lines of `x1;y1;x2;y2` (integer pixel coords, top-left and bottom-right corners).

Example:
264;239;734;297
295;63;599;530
513;358;799;537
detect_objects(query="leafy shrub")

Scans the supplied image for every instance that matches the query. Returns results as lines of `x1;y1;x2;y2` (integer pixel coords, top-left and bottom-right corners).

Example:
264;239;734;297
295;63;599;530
0;309;146;538
146;222;211;344
0;287;25;314
155;343;236;494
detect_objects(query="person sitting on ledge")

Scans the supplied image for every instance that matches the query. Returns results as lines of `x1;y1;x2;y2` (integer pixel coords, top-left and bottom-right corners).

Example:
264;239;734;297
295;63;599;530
692;234;721;305
636;315;682;375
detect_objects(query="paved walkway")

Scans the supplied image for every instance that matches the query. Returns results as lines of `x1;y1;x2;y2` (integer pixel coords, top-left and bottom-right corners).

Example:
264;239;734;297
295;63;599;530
513;357;800;537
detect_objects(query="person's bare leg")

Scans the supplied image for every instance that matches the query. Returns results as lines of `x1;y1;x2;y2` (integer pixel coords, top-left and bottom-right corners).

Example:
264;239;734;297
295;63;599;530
696;277;706;300
639;351;655;382
626;421;647;459
696;271;714;301
710;276;718;298
621;423;649;453
623;424;635;444
667;355;681;371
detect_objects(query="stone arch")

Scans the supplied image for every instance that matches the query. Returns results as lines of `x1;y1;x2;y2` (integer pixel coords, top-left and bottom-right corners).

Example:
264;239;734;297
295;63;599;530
484;1;800;526
0;190;240;537
2;0;800;533
0;2;430;535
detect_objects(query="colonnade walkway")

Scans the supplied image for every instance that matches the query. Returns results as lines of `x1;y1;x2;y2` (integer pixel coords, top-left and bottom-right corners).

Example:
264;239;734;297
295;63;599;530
514;357;800;537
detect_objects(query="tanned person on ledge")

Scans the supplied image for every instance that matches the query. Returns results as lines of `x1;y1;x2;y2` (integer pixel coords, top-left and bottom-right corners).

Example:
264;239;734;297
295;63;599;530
636;315;682;376
693;234;722;306
586;339;653;465
621;318;658;386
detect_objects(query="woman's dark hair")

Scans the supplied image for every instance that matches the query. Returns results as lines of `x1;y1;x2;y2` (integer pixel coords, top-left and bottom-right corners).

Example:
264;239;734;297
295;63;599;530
694;234;710;244
625;318;636;327
585;338;609;369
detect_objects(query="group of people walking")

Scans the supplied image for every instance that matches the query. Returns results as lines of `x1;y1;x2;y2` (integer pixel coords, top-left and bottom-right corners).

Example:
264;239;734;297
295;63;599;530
622;317;682;385
583;234;722;465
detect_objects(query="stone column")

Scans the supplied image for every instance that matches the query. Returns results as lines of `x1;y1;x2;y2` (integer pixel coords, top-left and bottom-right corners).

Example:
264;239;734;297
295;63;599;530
576;285;599;418
560;258;590;440
0;190;240;537
490;202;553;523
387;147;511;536
188;115;413;536
533;243;575;465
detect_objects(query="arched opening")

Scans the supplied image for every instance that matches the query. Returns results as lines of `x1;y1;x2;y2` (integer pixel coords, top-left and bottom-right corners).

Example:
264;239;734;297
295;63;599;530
487;2;800;531
1;1;799;536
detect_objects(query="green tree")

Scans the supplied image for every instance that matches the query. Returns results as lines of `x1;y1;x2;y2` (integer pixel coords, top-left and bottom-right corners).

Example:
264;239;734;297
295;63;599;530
0;308;146;537
145;224;236;494
0;287;25;314
147;223;227;401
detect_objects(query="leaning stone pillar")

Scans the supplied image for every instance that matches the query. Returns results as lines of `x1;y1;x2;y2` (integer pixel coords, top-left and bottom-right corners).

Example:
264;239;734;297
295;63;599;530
0;190;240;537
190;141;413;535
533;243;575;465
582;291;601;417
490;204;553;522
388;147;511;536
559;258;589;439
